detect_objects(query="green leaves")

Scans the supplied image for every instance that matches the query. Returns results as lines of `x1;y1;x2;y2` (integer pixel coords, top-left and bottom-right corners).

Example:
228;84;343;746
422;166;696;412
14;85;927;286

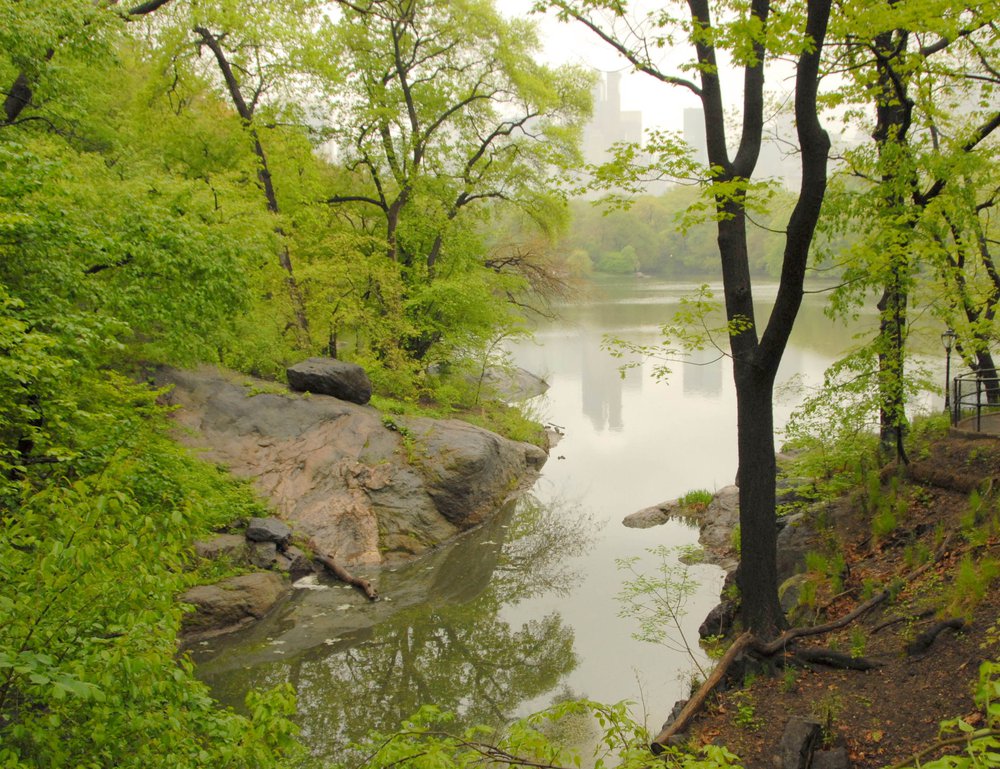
0;370;299;768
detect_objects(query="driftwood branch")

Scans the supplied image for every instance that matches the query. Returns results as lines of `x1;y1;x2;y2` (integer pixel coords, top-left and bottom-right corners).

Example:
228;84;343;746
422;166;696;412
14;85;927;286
648;524;963;753
312;550;379;600
650;631;753;753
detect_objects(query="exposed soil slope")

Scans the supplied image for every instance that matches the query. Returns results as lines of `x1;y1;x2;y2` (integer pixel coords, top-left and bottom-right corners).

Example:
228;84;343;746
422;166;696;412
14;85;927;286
685;434;1000;769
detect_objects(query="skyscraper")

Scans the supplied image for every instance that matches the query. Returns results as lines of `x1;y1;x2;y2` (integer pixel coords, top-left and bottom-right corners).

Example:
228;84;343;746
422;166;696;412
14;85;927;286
582;71;643;165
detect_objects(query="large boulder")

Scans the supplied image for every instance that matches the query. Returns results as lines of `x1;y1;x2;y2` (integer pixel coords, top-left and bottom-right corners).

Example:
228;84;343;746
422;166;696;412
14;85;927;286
180;572;288;640
286;357;373;405
246;516;292;547
156;366;545;566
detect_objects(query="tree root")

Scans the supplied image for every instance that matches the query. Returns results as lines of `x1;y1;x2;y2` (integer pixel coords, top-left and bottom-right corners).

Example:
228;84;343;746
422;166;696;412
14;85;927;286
648;529;967;754
312;550;379;600
787;648;882;671
872;607;935;634
905;618;965;656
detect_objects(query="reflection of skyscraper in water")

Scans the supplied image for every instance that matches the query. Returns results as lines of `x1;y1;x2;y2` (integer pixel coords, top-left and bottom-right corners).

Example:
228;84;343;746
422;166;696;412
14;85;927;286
580;341;641;432
682;347;723;397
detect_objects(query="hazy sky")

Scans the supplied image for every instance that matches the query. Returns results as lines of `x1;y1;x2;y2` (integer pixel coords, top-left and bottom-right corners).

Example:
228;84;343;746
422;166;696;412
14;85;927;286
500;1;706;135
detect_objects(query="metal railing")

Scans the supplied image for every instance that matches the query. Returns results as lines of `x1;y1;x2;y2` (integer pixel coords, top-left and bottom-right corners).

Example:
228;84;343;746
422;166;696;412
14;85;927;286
951;373;1000;432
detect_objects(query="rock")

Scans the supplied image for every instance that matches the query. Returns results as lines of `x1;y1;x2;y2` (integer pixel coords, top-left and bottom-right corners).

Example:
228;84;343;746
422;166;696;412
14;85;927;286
427;364;549;403
180;572;288;639
623;500;680;529
246;517;292;548
194;534;247;562
780;718;822;769
478;366;549;402
776;512;818;581
660;698;689;733
810;748;851;769
398;416;545;526
286;357;372;405
275;546;314;579
156;366;545;566
698;597;738;640
779;573;812;615
249;540;278;569
523;442;548;471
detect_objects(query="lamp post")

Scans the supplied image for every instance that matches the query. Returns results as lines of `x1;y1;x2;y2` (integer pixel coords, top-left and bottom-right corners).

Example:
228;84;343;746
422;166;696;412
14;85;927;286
942;328;957;416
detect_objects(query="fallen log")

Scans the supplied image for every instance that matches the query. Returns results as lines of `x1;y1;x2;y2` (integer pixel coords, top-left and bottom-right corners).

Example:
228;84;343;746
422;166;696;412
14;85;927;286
650;631;753;754
313;551;379;600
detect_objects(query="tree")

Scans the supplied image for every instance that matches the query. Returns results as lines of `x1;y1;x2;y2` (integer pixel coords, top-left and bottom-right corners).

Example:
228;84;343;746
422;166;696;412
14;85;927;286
0;7;305;765
544;0;833;639
818;2;1000;456
310;0;591;367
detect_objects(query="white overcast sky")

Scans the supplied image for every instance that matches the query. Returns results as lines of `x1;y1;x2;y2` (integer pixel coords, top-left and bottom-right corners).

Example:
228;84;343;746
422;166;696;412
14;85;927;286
500;1;711;135
499;1;809;139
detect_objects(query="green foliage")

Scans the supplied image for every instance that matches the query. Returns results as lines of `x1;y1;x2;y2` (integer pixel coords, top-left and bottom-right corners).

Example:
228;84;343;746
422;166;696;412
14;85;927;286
337;699;743;769
805;551;848;595
681;489;715;512
730;525;742;557
562;185;801;280
868;475;909;544
731;690;760;732
947;555;1000;620
849;627;867;660
299;0;592;377
602;285;744;384
782;349;890;499
0;370;300;768
616;545;709;679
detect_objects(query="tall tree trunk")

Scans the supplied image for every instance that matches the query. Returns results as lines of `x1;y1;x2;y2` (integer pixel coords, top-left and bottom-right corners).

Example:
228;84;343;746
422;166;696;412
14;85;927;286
870;26;914;461
195;26;311;346
696;0;830;640
733;364;785;635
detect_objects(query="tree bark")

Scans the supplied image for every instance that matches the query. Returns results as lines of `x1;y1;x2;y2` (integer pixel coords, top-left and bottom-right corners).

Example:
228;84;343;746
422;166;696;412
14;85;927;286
870;27;915;460
3;1;175;125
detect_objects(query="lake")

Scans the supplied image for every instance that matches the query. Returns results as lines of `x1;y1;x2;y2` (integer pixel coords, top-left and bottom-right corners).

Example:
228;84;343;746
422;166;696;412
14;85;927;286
193;276;890;762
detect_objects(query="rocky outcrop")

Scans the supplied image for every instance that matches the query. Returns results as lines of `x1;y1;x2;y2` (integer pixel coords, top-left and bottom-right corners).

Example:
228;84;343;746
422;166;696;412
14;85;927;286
157;366;545;566
624;481;827;640
286;357;372;405
623;485;741;572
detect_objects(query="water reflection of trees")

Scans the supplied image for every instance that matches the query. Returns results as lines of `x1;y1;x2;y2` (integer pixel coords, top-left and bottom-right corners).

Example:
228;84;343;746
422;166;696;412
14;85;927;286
291;605;575;760
492;493;598;601
198;492;599;763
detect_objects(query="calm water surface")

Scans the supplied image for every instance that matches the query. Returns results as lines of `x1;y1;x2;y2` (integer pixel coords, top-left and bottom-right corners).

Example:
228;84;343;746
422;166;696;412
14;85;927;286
193;276;876;761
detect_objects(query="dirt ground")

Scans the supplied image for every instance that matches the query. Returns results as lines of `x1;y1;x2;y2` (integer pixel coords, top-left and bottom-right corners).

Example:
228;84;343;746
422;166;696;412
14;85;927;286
683;434;1000;769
